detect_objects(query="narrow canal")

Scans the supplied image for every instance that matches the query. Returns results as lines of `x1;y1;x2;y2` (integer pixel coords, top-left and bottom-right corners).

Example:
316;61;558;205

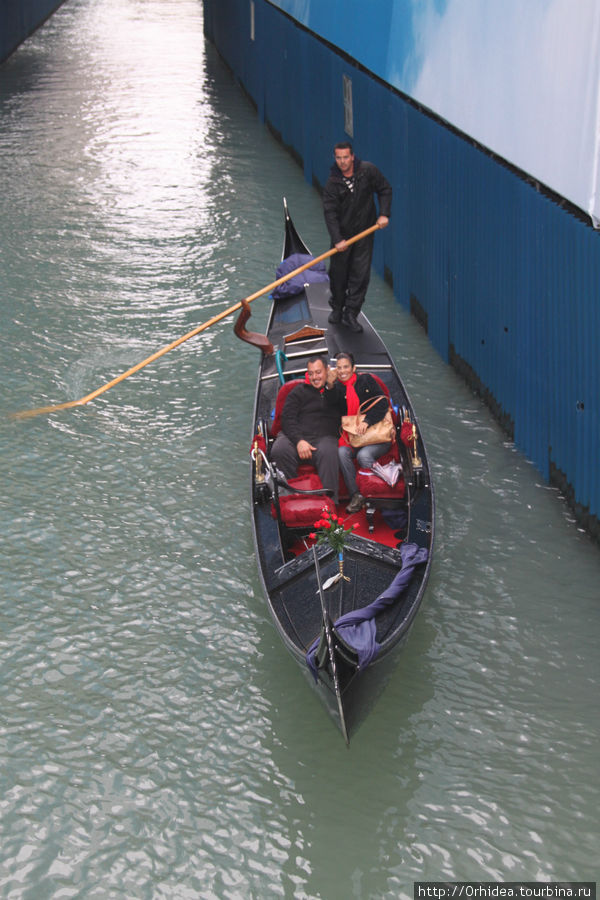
1;1;598;896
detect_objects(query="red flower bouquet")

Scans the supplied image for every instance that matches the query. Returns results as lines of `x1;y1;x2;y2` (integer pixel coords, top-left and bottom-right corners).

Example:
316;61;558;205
309;507;355;555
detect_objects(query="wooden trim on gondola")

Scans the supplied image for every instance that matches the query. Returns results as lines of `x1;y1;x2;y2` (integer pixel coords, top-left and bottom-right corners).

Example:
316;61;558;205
284;325;326;344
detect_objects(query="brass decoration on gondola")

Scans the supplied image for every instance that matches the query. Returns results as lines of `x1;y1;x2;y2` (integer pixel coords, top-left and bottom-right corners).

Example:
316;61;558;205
253;439;265;484
403;410;422;470
411;424;422;469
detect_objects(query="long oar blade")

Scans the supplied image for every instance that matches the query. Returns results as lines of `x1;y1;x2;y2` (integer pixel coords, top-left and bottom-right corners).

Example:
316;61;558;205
10;223;380;420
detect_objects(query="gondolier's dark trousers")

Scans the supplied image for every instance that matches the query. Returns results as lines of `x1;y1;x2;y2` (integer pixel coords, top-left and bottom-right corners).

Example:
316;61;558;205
329;232;374;314
271;433;339;503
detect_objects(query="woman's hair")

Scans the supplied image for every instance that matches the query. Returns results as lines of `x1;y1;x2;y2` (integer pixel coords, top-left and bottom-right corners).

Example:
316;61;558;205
335;351;355;366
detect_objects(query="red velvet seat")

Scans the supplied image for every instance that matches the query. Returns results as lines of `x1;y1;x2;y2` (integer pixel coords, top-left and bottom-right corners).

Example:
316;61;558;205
270;473;335;528
276;494;336;528
269;382;335;529
356;454;406;499
345;375;406;501
271;379;303;438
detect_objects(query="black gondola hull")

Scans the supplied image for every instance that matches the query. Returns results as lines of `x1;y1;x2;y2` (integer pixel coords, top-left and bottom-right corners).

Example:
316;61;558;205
246;205;434;742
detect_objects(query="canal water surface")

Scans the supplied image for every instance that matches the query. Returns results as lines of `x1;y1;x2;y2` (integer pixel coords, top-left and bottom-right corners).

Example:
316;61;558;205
1;1;598;897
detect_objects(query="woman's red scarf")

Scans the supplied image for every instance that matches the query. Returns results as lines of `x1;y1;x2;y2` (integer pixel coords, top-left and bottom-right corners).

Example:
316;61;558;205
340;373;359;445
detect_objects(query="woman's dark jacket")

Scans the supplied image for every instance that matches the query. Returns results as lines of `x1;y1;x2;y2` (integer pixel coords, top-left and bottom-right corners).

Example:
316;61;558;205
333;374;388;426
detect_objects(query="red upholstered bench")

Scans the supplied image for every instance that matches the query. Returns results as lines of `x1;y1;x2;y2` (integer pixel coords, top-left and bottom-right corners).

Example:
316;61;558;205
355;446;406;532
271;472;335;528
357;478;405;502
356;460;405;500
271;379;303;438
350;375;408;531
277;494;336;528
268;382;335;530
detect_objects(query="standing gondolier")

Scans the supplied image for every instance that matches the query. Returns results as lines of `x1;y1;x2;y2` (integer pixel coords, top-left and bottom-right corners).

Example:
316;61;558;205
322;141;392;333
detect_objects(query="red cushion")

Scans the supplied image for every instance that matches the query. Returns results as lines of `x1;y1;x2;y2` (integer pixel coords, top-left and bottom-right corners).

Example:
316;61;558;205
271;380;303;437
274;495;336;527
286;473;323;492
400;420;415;446
356;470;405;498
270;472;333;527
349;446;403;499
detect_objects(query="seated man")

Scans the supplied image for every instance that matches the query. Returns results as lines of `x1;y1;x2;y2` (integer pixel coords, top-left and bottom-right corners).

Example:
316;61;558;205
271;356;345;502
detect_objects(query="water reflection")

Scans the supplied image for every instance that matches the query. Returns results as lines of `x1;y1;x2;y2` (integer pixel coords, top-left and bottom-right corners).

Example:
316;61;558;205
1;0;599;896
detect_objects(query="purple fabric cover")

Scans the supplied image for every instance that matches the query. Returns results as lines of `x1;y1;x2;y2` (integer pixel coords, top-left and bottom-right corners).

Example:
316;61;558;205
306;542;428;680
272;253;329;299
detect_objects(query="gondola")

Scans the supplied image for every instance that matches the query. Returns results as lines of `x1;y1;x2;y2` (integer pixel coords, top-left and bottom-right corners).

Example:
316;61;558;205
235;201;434;744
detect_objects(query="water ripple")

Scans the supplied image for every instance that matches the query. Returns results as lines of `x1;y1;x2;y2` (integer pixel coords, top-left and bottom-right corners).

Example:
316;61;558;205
1;1;599;897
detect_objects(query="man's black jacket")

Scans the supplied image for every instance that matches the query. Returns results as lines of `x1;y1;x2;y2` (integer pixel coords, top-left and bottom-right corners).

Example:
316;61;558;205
280;383;344;446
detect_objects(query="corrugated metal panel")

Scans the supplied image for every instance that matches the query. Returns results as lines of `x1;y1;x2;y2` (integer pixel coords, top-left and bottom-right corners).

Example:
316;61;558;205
204;0;600;537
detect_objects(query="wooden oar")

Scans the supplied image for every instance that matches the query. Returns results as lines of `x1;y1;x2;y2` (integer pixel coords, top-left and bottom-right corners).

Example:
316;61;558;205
10;222;381;420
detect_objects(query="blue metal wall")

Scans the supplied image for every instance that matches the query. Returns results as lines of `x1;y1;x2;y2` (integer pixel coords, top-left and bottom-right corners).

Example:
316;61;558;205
205;0;599;540
0;0;65;64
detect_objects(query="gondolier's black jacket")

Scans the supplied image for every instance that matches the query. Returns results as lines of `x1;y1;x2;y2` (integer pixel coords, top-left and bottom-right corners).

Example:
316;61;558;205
280;383;345;446
322;159;392;245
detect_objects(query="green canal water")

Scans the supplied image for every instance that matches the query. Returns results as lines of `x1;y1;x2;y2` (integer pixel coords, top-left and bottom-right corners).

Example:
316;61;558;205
1;1;598;896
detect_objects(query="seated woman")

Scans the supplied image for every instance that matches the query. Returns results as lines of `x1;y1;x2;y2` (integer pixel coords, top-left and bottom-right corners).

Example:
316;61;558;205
330;351;392;514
